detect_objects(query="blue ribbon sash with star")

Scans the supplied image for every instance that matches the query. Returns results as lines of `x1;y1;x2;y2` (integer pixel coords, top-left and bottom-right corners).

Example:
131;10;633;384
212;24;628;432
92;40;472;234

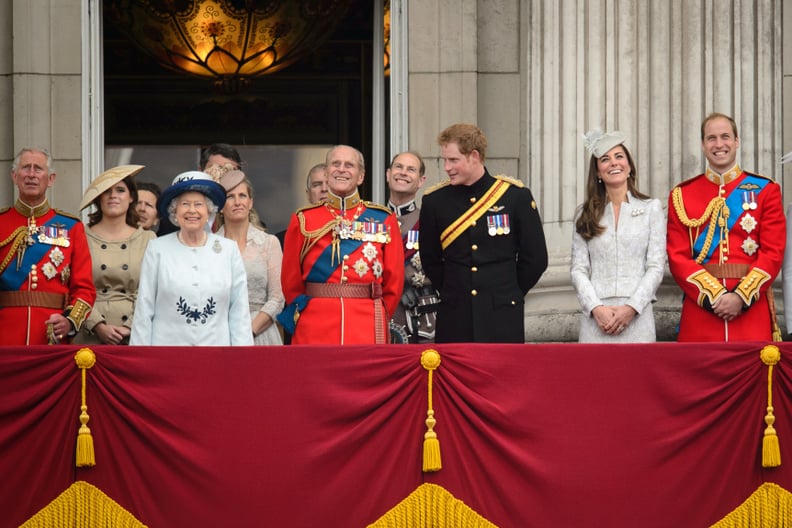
692;174;769;263
0;214;77;291
306;208;390;283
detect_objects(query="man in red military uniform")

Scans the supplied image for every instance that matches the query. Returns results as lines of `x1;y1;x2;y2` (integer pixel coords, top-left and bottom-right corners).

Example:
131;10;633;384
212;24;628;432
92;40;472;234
0;148;95;345
279;145;404;344
667;113;785;341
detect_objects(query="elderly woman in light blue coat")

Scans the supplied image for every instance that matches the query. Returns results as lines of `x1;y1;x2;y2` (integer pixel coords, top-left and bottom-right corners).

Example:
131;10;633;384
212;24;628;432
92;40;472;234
130;171;253;346
570;130;666;343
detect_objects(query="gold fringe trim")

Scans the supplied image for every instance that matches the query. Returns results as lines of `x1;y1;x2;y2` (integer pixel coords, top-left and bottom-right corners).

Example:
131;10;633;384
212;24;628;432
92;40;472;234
367;483;498;528
20;481;147;528
710;482;792;527
760;345;781;468
421;349;442;472
74;348;96;468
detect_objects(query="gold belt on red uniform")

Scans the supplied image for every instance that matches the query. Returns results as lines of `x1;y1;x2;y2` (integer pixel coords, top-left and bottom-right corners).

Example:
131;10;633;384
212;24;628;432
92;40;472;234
305;282;383;299
0;291;67;309
702;263;750;279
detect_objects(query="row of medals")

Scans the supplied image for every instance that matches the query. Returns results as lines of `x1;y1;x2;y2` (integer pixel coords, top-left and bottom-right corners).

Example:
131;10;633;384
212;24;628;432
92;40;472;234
336;219;391;244
28;220;71;248
487;214;511;236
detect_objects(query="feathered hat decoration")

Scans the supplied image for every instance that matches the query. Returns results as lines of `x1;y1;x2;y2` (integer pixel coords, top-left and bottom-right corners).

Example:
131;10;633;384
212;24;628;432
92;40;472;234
582;129;627;158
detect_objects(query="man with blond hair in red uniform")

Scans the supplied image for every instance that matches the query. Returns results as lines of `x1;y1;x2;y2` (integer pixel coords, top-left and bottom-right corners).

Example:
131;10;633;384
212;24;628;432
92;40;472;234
667;113;785;341
0;148;95;345
279;145;404;344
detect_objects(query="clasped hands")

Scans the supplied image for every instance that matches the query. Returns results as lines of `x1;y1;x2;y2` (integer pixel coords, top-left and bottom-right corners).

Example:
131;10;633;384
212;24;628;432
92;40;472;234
711;292;745;322
592;305;637;335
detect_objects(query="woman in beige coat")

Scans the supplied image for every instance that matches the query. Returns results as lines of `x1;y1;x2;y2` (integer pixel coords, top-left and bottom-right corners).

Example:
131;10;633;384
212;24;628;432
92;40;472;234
74;165;156;345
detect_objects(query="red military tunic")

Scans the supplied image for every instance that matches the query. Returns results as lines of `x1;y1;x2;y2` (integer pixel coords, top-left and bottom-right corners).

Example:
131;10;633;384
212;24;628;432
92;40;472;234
280;190;404;344
0;200;95;345
666;166;785;341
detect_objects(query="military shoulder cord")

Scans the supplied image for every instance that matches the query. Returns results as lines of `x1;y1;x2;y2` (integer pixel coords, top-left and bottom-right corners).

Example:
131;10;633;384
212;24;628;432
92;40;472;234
671;187;728;264
0;226;28;275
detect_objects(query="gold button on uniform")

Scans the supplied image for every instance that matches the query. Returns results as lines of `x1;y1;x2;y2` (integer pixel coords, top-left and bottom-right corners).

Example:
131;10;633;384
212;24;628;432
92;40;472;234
471;289;478;296
471;266;478;272
469;197;476;204
471;244;478;251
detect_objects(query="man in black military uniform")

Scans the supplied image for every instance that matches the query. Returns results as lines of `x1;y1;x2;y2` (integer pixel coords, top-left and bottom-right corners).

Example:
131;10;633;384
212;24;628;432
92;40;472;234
419;124;548;342
386;150;439;343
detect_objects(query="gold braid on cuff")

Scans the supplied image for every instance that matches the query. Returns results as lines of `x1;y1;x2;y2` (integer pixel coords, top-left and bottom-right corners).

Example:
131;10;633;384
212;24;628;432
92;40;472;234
66;298;92;331
734;267;772;306
686;269;727;306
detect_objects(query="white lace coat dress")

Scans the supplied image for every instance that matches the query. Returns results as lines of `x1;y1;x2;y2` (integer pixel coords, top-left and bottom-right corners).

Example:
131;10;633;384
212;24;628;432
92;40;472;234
570;194;666;343
217;224;285;345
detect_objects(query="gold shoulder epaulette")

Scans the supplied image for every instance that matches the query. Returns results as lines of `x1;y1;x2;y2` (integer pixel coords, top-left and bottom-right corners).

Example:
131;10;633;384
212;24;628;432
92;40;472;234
675;175;701;189
747;172;776;183
54;209;81;221
363;201;392;214
493;174;524;188
295;202;324;214
423;180;451;195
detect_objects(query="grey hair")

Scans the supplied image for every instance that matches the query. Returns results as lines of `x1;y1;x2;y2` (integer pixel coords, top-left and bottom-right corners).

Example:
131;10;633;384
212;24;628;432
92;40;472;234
12;147;55;173
167;195;218;226
326;145;365;172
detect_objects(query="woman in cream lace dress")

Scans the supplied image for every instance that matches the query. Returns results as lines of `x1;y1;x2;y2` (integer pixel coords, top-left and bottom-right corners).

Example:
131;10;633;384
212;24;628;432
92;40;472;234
570;130;666;343
216;172;285;345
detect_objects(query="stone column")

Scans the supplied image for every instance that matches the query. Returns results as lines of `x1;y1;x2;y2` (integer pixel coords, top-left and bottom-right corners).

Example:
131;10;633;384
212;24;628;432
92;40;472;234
408;0;784;341
1;0;84;211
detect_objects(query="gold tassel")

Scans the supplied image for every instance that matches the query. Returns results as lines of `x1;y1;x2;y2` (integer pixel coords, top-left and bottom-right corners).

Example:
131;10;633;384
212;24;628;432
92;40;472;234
760;345;781;468
767;288;783;342
421;349;442;472
75;348;97;468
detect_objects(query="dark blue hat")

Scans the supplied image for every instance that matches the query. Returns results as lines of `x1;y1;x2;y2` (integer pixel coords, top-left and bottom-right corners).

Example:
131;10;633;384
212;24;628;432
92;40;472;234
158;171;227;219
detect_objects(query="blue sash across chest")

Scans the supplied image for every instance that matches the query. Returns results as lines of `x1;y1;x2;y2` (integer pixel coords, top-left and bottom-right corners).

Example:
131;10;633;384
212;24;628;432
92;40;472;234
692;174;768;263
0;214;77;290
306;208;389;283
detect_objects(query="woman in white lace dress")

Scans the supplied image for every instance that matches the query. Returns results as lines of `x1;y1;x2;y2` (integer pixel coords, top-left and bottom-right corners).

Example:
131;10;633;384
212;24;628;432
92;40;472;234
570;130;666;343
216;172;285;345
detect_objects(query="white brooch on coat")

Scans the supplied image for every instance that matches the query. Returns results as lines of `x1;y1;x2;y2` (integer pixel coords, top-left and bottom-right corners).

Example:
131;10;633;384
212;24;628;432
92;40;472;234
739;213;757;234
372;260;383;278
741;236;759;256
631;208;645;217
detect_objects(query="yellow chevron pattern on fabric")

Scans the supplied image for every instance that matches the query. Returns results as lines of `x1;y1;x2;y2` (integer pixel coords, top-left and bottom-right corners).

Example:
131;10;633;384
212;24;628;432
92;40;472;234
20;481;148;528
368;483;498;528
710;482;792;527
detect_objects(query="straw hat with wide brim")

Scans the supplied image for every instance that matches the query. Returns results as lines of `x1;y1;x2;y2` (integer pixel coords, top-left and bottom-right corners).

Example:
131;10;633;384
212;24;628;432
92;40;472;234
158;171;227;219
80;165;145;210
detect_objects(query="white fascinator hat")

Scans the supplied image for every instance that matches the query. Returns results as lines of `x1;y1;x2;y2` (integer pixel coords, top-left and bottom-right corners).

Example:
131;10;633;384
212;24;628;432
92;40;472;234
582;129;627;158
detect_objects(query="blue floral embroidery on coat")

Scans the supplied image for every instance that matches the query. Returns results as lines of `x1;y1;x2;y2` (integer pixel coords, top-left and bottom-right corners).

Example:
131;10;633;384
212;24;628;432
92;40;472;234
177;297;216;324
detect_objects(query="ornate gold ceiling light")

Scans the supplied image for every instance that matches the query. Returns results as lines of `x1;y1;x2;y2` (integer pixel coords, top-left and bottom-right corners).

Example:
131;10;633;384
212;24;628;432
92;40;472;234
105;0;353;92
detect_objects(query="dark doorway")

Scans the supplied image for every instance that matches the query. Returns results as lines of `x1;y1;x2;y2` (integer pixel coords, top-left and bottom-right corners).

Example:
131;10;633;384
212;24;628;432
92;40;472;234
102;0;377;233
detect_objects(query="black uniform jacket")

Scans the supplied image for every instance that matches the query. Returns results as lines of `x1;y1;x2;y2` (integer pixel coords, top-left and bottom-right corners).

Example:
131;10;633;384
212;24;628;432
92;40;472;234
419;170;548;343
